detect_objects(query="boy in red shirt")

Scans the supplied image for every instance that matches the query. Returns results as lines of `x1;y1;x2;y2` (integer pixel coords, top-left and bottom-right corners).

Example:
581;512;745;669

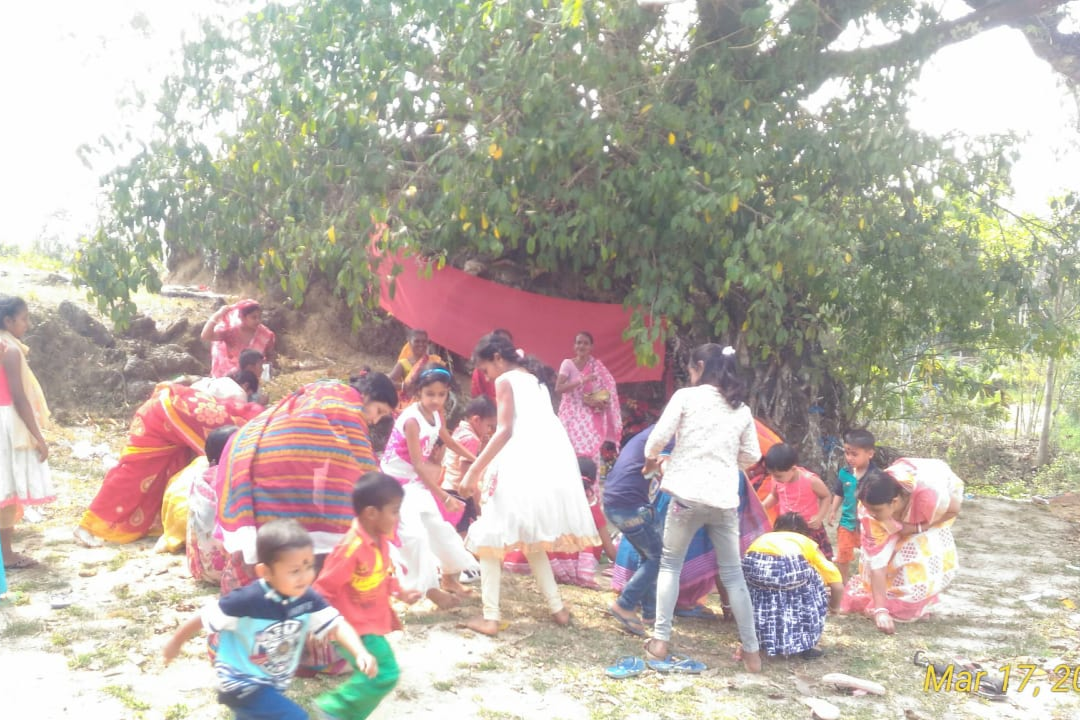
313;472;422;720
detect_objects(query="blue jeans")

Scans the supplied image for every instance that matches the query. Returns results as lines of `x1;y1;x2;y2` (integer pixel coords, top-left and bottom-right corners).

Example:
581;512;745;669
654;497;759;652
604;503;662;620
219;684;308;720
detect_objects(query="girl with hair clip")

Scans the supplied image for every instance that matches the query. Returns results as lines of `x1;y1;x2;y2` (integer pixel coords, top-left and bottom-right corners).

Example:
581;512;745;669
643;344;764;672
459;333;601;636
381;365;482;609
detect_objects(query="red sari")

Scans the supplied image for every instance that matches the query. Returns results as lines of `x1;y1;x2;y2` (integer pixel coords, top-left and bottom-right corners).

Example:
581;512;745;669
78;383;261;543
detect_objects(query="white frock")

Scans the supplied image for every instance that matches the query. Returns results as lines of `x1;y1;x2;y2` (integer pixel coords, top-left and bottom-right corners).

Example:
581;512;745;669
466;369;600;559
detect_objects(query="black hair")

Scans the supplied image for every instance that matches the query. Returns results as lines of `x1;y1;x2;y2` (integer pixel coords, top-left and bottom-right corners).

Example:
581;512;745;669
230;370;260;394
352;471;405;515
576;331;594;344
491;328;513;341
577;456;598;482
774;511;811;536
764;443;798;472
857;467;902;506
0;296;28;328
844;428;876;450
239;349;264;371
689;343;748;407
205;425;239;465
349;371;399;409
239;303;261;317
464;395;496;419
407;328;429;341
413;363;454;395
255;519;313;565
472;332;549;384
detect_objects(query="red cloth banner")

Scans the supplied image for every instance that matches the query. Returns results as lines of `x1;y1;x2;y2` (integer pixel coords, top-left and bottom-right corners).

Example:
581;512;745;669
377;255;664;383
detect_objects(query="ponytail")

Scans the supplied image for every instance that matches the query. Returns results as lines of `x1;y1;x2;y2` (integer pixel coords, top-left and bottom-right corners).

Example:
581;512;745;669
472;333;550;385
689;343;747;408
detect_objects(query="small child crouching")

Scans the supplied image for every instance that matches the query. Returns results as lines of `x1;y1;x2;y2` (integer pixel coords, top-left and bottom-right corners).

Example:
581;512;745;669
312;472;422;720
163;519;366;720
742;512;844;660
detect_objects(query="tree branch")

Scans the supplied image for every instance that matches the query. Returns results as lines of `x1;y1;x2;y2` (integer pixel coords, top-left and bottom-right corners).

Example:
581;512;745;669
814;0;1074;90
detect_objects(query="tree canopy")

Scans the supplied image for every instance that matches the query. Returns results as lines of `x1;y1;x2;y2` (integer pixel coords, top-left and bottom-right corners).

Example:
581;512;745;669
76;0;1080;446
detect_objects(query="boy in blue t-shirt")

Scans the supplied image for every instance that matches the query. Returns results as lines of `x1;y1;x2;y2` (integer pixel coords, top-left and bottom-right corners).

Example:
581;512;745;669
828;429;876;583
164;519;367;720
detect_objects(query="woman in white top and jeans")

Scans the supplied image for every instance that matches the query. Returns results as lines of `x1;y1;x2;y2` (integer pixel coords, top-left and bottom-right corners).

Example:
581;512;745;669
643;344;763;672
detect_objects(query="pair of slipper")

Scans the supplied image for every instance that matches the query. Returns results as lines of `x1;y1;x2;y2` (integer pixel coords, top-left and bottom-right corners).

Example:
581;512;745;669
912;651;1007;701
604;654;708;679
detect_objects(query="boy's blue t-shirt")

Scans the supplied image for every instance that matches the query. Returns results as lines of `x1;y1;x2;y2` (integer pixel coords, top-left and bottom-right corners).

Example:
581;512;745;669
602;425;675;511
203;579;340;694
834;463;876;531
835;467;859;531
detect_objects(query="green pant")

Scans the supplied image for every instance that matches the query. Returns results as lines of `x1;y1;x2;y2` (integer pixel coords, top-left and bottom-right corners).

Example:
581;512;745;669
316;635;400;720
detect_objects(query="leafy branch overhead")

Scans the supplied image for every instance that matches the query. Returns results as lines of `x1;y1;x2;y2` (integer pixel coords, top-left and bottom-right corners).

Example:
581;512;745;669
76;0;1077;438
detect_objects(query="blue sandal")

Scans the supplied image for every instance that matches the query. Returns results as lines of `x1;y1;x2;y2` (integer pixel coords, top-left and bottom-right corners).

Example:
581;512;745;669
605;656;646;679
674;604;716;620
646;654;708;674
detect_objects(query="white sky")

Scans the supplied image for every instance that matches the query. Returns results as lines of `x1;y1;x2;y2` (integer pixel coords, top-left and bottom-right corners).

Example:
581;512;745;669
0;1;1077;248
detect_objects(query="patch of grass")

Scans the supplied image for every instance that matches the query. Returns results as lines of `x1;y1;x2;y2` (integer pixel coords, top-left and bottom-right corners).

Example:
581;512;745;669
107;551;132;572
164;704;190;720
114;583;132;600
474;658;504;672
103;684;151;713
432;679;455;692
476;711;524;720
1;617;43;638
61;604;96;620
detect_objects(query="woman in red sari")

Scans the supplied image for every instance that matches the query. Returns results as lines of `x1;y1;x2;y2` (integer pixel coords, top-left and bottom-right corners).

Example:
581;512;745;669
555;331;621;462
74;383;261;546
201;299;276;378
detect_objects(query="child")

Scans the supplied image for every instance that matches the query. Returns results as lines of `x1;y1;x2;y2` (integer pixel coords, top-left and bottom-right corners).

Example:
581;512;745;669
312;472;423;719
742;512;843;659
380;365;481;608
238;349;265;378
0;296;53;570
762;443;833;557
163;519;368;720
441;396;497;534
459;333;600;636
504;457;617;589
828;429;876;583
187;425;240;584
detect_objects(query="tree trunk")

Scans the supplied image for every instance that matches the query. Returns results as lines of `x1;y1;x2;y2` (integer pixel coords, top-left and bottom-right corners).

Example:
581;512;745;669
1037;355;1056;467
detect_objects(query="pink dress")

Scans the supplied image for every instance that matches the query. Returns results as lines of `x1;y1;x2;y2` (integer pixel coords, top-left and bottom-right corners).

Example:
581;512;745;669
209;301;276;378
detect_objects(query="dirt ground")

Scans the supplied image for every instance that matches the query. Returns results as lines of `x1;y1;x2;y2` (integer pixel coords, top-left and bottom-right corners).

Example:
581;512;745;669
3;257;1080;719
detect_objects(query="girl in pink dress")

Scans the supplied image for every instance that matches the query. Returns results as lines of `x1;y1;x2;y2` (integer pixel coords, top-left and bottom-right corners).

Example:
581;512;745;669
201;300;276;378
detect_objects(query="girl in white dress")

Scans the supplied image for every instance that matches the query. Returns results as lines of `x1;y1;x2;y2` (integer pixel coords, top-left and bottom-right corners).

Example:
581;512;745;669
0;296;53;570
460;334;601;635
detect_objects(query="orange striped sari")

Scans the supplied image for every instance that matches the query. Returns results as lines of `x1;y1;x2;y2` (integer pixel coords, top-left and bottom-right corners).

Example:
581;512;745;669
78;383;260;543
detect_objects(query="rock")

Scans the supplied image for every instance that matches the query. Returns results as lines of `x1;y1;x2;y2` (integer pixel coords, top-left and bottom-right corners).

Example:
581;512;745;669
800;697;840;720
124;315;160;342
58;300;116;348
42;272;71;285
126;380;157;403
147;345;205;376
159;318;190;344
123;356;158;381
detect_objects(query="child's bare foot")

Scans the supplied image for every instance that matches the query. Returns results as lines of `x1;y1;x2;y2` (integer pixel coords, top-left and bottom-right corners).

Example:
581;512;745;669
441;575;473;596
459;617;500;636
552;608;571;626
426;588;462;610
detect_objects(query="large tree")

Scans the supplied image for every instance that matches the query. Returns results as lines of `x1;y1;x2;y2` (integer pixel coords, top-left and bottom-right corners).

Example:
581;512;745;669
76;0;1078;449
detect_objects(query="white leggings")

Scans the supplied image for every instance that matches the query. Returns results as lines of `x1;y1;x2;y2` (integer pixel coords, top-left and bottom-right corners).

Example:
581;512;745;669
393;481;479;594
480;550;563;621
